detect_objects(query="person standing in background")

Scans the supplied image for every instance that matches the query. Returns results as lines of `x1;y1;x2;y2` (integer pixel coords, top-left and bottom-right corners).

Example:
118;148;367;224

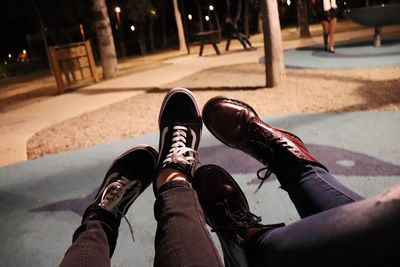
314;0;338;53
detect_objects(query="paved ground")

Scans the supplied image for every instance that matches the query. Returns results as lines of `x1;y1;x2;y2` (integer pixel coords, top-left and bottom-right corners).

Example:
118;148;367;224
1;21;399;167
283;37;400;68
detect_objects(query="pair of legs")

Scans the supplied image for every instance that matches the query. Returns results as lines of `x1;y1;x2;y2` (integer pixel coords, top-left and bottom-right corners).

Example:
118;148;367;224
230;32;254;50
60;89;223;267
199;97;400;266
60;89;400;267
321;14;337;53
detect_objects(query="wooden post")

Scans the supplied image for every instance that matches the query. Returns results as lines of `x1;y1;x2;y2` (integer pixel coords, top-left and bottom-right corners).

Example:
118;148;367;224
48;47;64;93
260;0;285;87
85;40;99;82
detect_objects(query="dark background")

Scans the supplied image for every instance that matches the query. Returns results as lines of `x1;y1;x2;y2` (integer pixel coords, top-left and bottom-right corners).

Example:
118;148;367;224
1;0;373;63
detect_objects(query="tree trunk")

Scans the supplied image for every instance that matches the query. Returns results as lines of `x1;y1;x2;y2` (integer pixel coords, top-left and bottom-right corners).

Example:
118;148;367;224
29;0;51;71
258;8;263;33
149;17;155;52
91;0;118;79
225;0;232;17
296;0;311;38
260;0;284;87
159;0;168;48
244;0;250;36
172;0;188;53
234;0;242;28
195;0;204;31
137;20;147;55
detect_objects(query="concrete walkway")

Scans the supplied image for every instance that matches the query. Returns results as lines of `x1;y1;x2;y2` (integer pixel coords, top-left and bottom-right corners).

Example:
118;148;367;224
0;21;399;167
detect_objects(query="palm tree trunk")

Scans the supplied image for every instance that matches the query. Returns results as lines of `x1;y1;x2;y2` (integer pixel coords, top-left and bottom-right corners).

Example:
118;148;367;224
296;0;311;38
149;17;155;52
91;0;118;79
244;0;250;36
159;0;168;48
195;0;204;31
137;20;147;55
172;0;188;53
225;0;232;17
29;0;51;71
258;8;263;33
234;0;242;28
260;0;284;87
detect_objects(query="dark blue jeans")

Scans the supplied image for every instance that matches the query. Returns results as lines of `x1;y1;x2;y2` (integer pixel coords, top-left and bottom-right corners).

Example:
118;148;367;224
246;166;400;267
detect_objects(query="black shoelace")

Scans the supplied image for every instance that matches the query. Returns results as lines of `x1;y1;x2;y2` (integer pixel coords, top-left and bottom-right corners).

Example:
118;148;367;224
211;198;261;233
251;126;297;192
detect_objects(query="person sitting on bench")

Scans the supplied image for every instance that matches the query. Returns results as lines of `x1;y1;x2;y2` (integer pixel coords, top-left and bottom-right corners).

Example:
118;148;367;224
222;16;255;51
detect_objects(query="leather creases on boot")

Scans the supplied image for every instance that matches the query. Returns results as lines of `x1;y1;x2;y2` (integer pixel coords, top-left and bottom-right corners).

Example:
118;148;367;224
193;164;284;267
202;97;328;188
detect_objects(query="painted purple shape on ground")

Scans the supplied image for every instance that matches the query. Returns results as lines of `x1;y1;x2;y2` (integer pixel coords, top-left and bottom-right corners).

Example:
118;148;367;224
32;143;400;216
30;191;96;216
199;144;400;176
199;144;400;185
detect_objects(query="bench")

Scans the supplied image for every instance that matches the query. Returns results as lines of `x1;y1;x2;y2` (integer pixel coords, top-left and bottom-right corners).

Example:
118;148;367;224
192;30;221;56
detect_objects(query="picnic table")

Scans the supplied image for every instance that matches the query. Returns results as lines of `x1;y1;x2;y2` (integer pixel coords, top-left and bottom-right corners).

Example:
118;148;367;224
192;30;221;56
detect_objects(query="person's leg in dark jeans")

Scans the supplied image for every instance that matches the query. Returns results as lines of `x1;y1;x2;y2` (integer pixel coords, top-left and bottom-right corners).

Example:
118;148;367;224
202;96;400;266
59;145;158;267
282;165;364;218
231;32;248;50
152;88;223;267
238;32;253;49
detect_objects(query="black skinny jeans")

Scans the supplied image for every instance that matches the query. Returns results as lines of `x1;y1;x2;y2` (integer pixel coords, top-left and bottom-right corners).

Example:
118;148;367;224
59;180;223;267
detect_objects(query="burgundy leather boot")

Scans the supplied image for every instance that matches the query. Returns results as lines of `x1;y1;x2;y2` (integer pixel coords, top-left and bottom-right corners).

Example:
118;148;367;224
193;164;283;267
202;97;328;187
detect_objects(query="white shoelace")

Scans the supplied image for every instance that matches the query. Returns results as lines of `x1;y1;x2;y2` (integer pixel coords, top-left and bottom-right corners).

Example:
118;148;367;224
99;177;136;212
99;177;139;242
163;125;199;167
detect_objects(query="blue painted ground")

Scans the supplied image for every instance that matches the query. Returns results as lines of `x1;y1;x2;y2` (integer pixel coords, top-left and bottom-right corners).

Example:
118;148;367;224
1;112;400;266
260;37;400;69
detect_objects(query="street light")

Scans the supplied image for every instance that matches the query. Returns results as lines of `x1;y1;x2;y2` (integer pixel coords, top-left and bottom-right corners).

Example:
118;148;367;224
130;25;135;31
114;6;125;57
188;14;193;20
115;6;121;30
209;5;214;11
